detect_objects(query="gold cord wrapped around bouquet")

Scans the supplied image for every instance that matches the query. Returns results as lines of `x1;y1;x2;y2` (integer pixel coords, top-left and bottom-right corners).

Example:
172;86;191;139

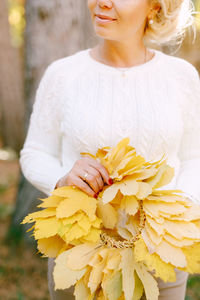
99;201;146;249
22;137;200;300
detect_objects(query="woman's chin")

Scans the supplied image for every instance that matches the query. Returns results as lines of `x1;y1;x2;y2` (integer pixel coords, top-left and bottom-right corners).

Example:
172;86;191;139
93;27;115;39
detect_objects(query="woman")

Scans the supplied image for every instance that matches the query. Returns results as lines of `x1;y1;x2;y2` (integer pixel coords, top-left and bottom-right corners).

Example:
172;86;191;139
19;0;200;299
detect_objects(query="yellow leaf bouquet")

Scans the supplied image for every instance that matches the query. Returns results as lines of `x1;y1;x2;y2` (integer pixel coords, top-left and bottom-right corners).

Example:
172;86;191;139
22;137;200;300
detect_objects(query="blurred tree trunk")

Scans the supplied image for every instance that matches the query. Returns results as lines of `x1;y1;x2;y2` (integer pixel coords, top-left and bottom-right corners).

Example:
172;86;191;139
24;0;97;119
10;0;98;243
0;0;24;152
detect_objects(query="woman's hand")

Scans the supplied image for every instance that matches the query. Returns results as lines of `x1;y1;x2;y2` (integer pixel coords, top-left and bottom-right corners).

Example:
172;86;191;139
54;156;113;198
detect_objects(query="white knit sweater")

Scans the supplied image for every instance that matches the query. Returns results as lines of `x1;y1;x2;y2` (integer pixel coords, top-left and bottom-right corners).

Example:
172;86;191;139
19;47;200;204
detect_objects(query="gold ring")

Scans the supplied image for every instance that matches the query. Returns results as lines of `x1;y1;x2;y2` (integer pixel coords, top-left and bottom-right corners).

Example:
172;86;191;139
83;172;88;181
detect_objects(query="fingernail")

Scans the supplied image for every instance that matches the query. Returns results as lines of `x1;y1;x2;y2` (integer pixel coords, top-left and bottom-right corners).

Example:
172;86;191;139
108;178;113;185
94;193;98;199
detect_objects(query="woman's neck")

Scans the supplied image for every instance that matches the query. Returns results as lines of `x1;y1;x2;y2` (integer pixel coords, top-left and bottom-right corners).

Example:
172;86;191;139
89;41;154;68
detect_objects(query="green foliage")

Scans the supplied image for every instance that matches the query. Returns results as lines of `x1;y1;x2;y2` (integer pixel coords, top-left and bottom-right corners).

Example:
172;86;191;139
0;203;14;219
187;275;200;289
186;275;200;300
0;183;8;195
16;291;25;300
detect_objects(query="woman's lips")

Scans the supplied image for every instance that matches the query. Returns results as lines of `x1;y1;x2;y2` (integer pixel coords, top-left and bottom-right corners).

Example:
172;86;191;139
95;15;117;24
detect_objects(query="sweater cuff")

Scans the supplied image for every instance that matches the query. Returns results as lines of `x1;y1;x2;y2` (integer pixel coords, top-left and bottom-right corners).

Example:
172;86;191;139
24;164;68;197
19;149;73;197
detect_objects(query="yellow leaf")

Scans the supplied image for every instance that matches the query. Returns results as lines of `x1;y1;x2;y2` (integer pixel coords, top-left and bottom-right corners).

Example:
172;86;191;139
57;223;72;237
81;227;102;243
37;235;65;257
34;217;60;239
83;267;93;287
143;201;187;218
37;195;64;208
132;271;144;300
68;239;82;246
134;239;176;283
109;190;123;209
52;185;80;197
146;216;164;236
62;212;83;225
147;153;166;168
145;163;168;188
125;219;139;237
56;196;97;220
134;262;159;300
74;277;94;300
146;194;186;204
78;215;92;232
107;137;130;167
136;182;152;200
91;216;102;228
64;223;88;243
172;204;200;221
66;243;100;270
164;220;200;239
117;226;133;240
145;222;162;245
126;168;157;181
123;214;139;236
119;177;139;196
88;252;102;267
143;207;164;224
181;243;200;273
98;247;110;260
97;200;118;229
120;248;135;300
142;229;157;254
101;184;121;205
112;151;135;174
21;208;56;224
152;189;184;196
156;240;187;268
53;249;87;290
88;261;106;293
153;165;174;189
57;244;72;256
53;186;97;218
96;289;107;300
102;178;139;204
80;152;97;159
121;195;139;216
164;234;195;247
96;146;110;158
106;253;121;270
103;270;122;300
113;154;146;180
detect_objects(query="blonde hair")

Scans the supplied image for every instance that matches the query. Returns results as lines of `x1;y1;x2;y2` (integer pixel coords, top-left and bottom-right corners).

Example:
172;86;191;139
144;0;197;47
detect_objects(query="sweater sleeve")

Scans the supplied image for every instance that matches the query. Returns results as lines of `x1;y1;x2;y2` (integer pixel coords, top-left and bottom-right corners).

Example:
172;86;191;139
19;61;68;196
175;63;200;204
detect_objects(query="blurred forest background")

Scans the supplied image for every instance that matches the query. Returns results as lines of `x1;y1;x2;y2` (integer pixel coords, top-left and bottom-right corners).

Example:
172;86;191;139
0;0;200;299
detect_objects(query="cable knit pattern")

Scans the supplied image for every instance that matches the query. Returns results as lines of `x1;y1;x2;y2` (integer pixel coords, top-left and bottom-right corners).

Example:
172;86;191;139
19;48;200;203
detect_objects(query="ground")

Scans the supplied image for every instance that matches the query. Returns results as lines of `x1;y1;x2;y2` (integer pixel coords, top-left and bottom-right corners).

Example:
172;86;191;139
0;159;199;300
0;159;49;300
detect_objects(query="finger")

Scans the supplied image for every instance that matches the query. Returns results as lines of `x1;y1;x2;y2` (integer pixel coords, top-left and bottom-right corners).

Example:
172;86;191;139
80;169;100;194
86;166;104;191
72;175;98;198
86;157;112;185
